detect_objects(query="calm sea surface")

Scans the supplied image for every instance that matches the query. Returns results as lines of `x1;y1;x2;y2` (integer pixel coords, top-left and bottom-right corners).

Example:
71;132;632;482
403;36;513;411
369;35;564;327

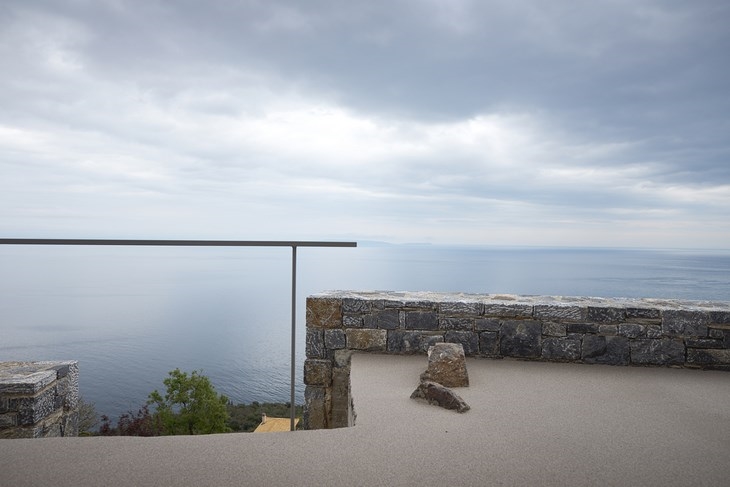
1;244;729;418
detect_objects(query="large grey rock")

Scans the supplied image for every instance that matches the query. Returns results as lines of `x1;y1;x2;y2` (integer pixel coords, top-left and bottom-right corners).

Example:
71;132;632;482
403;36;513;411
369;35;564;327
410;381;470;413
421;343;469;387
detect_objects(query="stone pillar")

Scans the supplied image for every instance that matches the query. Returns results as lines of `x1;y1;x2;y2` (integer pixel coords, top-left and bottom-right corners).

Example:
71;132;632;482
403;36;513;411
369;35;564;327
0;361;79;438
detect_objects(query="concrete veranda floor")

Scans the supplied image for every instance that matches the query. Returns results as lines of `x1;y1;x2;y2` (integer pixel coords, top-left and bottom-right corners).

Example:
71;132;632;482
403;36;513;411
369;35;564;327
2;354;730;487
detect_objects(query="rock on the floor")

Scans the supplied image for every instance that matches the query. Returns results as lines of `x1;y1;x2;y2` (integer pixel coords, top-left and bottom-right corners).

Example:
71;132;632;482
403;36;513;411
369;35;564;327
410;380;470;413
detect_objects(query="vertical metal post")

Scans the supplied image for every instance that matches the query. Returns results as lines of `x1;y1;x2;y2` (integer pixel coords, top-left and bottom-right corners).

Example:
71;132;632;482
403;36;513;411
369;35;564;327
290;245;297;431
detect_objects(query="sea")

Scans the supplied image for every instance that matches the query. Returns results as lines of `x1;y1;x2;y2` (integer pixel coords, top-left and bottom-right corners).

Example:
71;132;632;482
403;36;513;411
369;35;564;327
1;243;729;419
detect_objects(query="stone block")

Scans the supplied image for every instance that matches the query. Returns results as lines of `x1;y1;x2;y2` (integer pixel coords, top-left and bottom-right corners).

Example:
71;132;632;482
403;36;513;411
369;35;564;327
479;332;500;356
475;318;501;332
303;386;328;430
345;329;387;351
483;303;533;318
306;329;325;359
630;339;685;366
662;310;709;337
333;349;353;368
444;331;479;356
710;311;730;324
0;413;16;428
542;322;567;337
646;325;662;338
439;317;473;331
626;307;661;320
405;311;438;330
542;335;582;361
324;329;346;349
303;359;332;386
342;315;364;328
534;305;586;322
439;301;482;316
598;325;618;336
582;336;630;365
364;309;400;329
306;297;342;329
422;343;469;387
685;338;724;349
500;320;542;358
342;298;371;314
708;328;726;340
686;349;730;367
618;324;646;339
587;306;626;323
566;323;599;334
387;331;443;354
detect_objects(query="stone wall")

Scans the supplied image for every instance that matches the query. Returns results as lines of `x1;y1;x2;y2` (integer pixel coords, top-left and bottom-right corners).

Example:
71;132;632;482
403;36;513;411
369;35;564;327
304;291;730;429
0;361;79;438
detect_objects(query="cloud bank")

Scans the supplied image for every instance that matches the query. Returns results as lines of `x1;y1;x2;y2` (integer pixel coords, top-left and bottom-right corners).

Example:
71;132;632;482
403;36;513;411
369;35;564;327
1;0;728;248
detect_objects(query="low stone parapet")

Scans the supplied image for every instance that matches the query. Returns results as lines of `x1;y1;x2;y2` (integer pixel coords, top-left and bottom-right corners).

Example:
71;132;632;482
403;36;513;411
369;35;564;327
0;361;79;438
304;292;730;429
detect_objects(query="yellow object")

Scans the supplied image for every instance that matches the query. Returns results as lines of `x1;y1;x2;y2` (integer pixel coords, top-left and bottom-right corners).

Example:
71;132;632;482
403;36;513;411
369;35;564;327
253;417;299;433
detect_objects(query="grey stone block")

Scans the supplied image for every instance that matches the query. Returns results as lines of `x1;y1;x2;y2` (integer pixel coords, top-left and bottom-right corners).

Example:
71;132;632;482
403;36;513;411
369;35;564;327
686;349;730;367
306;329;325;359
534;305;586;322
618;324;646;339
710;311;730;324
364;309;400;330
483;304;533;318
387;331;443;354
587;306;626;323
662;310;709;337
342;315;364;328
500;320;542;358
444;331;479;356
324;329;346;349
479;332;500;356
626;307;661;320
685;338;724;349
542;335;582;361
582;335;630;365
342;298;371;314
542;322;567;337
439;301;481;316
630;339;685;366
439;317;473;331
405;311;438;330
475;318;501;332
566;323;599;334
598;325;618;336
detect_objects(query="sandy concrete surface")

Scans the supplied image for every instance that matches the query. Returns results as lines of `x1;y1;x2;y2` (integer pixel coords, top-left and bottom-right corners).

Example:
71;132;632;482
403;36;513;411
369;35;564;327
2;355;729;487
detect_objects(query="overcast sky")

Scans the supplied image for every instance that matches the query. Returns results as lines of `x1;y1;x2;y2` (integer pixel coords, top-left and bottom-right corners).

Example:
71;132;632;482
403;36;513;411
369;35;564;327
1;0;728;248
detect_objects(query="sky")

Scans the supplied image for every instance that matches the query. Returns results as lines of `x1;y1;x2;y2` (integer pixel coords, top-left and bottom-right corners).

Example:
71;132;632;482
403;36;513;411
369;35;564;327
1;0;729;249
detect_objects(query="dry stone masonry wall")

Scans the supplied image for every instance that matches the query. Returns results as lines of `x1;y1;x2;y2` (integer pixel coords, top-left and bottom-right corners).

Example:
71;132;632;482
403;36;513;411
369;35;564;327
304;291;730;429
0;361;79;438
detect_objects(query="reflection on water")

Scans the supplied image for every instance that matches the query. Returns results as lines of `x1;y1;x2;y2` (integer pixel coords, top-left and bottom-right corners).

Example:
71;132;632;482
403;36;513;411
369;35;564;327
1;244;728;417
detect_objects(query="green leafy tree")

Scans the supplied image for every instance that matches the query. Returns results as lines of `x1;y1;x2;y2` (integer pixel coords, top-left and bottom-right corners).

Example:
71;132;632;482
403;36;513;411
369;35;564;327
147;369;230;435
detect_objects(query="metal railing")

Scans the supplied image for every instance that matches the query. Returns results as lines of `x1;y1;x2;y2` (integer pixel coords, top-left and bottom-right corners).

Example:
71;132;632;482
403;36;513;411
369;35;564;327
0;238;357;431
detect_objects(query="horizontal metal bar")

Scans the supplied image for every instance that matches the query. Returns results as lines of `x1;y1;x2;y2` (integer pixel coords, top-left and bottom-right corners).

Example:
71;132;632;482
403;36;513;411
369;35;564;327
0;238;357;248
